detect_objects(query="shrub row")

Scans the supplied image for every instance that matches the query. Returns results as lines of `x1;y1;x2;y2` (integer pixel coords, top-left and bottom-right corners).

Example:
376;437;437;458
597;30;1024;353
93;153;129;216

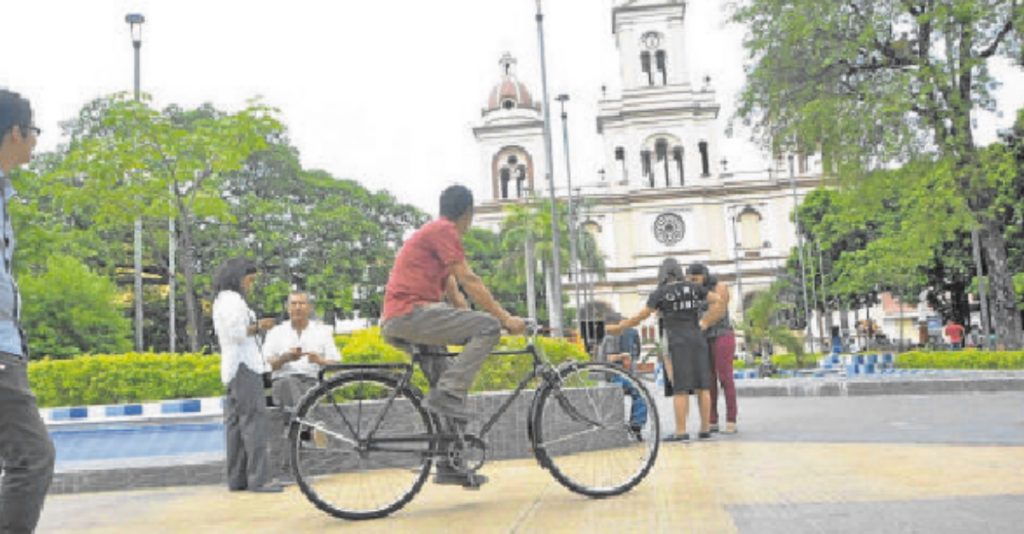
29;328;589;407
29;353;222;408
895;350;1024;370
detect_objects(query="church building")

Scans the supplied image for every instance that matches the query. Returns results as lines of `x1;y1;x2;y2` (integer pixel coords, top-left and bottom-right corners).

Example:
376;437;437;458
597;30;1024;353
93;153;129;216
471;0;822;343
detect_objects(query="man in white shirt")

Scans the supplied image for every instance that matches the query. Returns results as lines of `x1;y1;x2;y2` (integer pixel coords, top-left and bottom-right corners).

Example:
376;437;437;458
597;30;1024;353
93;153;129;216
263;291;341;413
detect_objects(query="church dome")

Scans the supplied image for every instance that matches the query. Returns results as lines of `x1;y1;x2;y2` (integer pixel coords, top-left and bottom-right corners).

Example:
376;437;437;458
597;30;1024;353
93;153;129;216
485;53;538;112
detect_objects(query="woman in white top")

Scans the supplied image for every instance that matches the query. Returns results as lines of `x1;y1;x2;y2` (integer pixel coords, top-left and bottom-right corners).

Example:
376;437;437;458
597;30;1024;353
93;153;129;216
212;257;280;493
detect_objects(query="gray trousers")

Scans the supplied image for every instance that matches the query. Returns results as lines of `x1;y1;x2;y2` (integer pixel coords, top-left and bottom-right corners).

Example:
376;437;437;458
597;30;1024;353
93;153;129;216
271;375;319;475
0;352;55;534
382;303;501;398
224;365;272;490
271;375;319;415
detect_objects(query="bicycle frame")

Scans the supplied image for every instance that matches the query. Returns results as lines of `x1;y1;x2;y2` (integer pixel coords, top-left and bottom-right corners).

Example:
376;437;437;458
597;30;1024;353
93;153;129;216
303;338;586;460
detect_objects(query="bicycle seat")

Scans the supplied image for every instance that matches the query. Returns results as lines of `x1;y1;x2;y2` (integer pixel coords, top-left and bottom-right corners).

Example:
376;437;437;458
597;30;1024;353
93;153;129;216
384;337;454;359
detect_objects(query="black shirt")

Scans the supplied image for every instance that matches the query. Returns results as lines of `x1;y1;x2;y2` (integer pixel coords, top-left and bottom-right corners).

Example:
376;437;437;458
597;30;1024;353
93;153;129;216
646;281;708;323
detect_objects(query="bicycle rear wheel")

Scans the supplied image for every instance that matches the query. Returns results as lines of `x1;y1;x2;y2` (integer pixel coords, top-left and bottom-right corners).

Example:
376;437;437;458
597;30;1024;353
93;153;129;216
532;362;659;497
289;371;436;520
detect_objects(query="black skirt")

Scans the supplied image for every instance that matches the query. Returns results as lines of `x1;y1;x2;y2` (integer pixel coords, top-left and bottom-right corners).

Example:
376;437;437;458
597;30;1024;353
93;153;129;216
663;319;711;393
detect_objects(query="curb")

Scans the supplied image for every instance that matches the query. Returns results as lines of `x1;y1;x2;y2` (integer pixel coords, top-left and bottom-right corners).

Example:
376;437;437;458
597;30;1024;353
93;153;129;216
735;376;1024;398
50;461;225;495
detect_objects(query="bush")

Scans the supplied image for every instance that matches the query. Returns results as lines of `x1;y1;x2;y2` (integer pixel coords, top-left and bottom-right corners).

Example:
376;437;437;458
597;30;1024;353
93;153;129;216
27;329;592;407
770;354;818;370
340;327;589;393
20;255;132;359
29;353;221;408
472;335;589;393
896;350;1024;370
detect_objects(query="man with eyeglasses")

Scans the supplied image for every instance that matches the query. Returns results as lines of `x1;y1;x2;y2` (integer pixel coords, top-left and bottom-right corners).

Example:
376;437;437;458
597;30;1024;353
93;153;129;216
0;89;54;533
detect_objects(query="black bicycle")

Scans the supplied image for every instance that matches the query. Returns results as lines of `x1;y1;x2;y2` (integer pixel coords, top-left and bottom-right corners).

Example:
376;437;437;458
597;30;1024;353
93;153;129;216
286;325;660;520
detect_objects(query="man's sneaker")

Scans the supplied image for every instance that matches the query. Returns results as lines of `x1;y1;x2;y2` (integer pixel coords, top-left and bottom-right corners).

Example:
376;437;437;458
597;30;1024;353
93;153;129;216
709;424;720;433
433;467;489;489
723;422;738;434
250;482;285;493
422;389;473;421
629;425;644;442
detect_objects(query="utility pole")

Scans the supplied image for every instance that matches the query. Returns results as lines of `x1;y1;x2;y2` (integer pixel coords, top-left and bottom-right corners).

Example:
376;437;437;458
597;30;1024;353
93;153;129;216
556;95;580;323
534;0;564;337
790;156;815;353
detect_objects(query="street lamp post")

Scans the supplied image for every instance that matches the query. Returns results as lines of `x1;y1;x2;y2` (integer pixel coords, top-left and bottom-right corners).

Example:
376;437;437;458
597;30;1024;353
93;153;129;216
126;13;145;352
534;0;564;337
556;94;580;324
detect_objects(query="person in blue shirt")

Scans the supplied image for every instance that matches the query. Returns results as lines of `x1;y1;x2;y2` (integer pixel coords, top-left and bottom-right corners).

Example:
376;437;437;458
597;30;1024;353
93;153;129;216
598;315;647;440
0;89;55;533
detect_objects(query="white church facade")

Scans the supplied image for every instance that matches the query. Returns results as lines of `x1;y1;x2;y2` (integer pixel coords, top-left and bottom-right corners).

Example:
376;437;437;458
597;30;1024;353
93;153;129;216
471;0;823;342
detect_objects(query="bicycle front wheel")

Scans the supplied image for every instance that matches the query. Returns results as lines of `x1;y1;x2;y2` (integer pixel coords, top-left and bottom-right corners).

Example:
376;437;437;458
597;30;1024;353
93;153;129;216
532;362;659;497
289;371;436;520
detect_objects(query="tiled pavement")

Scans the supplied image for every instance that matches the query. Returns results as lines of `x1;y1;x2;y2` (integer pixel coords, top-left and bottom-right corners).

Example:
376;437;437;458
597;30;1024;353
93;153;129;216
38;440;1024;533
37;390;1024;532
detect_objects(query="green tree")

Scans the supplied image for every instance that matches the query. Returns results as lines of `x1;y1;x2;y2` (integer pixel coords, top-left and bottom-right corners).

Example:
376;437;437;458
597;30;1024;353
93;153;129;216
740;281;805;365
50;95;280;351
733;0;1024;347
14;95;426;355
197;144;428;326
19;255;132;359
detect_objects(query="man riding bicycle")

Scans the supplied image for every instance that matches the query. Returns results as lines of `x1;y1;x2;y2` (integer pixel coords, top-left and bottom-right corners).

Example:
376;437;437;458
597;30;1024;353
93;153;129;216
381;185;526;424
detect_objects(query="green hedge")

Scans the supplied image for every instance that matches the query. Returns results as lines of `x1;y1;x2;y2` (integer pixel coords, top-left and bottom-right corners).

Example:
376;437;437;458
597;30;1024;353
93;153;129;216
29;328;590;407
727;351;1024;373
896;350;1024;370
29;353;222;408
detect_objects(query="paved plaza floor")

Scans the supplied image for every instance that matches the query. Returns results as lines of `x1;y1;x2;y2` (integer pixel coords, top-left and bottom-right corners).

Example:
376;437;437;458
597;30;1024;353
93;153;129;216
38;392;1024;533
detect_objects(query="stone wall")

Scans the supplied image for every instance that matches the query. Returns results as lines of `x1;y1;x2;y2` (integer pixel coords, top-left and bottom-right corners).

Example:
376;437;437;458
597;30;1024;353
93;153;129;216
50;385;629;494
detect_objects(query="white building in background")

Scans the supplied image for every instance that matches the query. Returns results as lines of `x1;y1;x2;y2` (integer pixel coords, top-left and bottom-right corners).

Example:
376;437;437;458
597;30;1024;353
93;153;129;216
472;0;823;343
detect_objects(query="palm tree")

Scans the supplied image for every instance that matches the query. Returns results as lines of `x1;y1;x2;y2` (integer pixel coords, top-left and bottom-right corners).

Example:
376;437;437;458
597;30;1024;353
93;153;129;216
740;281;806;368
499;198;606;324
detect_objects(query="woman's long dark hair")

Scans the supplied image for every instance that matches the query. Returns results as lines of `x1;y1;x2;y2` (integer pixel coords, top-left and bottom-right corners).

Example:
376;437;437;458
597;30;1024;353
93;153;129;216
657;258;684;288
212;257;258;296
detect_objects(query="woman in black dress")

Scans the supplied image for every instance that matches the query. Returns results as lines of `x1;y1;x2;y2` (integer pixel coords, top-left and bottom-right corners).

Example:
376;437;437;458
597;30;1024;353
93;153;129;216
608;258;721;441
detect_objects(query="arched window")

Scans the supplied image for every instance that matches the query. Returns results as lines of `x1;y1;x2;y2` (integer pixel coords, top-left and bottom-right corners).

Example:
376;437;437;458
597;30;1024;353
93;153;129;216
493;147;533;200
739;209;762;250
655;50;667;85
515;164;527;197
615;147;626;183
500;168;511;199
655;139;669;187
699;141;710;177
640;52;652;86
641;150;653;187
673;146;684;186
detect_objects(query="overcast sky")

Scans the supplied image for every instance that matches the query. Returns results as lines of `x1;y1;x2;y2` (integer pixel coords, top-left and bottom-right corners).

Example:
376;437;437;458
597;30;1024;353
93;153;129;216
3;0;1022;213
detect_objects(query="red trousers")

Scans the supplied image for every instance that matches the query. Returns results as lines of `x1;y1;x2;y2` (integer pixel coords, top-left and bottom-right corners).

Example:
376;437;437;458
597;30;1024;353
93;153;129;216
709;331;738;424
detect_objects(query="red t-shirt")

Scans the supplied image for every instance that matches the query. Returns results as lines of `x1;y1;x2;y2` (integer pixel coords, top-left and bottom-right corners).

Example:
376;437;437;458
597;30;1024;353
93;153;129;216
381;219;465;321
944;323;965;343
